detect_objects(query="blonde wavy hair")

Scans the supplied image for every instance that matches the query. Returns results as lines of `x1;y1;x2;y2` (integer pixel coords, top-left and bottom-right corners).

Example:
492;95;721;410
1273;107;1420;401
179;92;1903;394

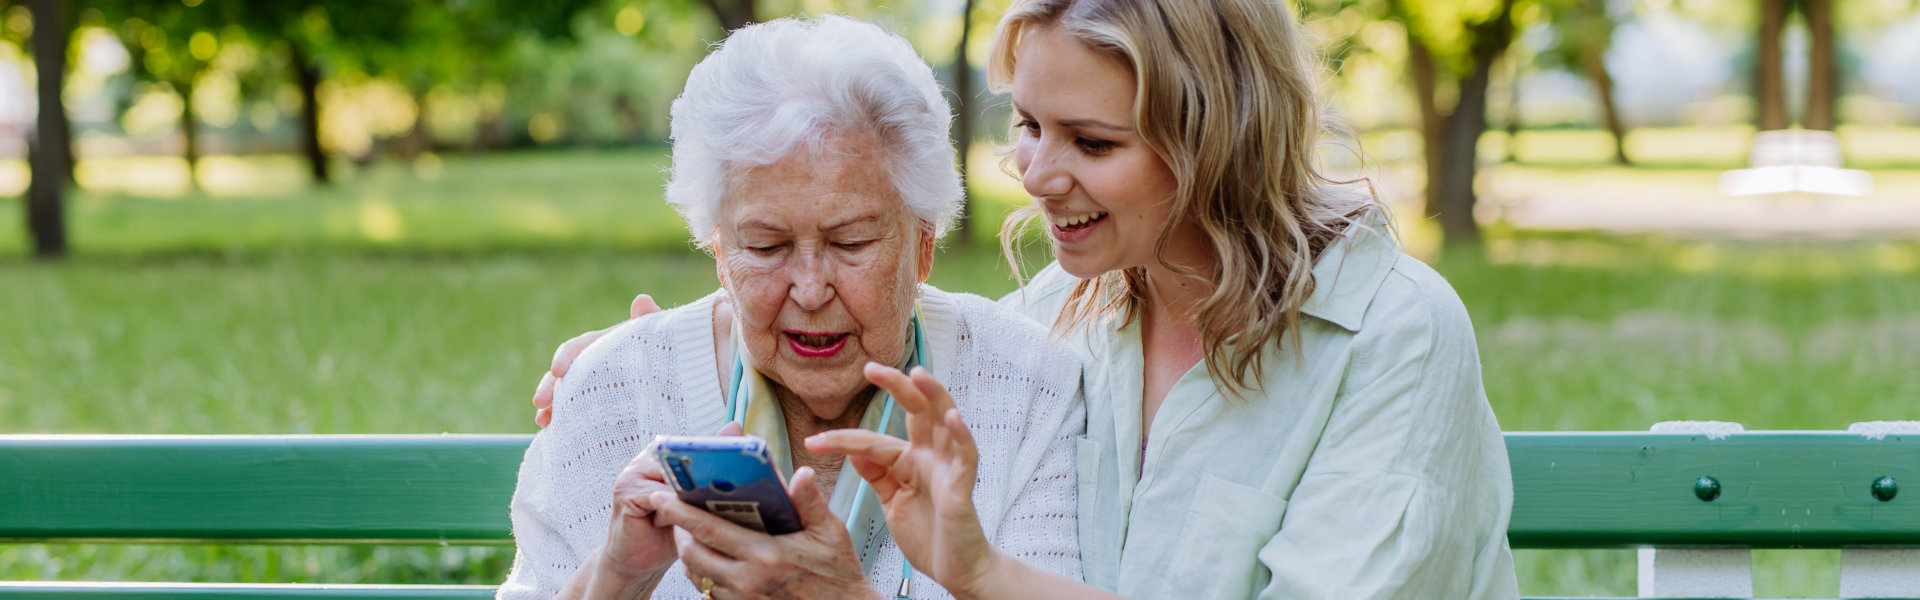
989;0;1383;397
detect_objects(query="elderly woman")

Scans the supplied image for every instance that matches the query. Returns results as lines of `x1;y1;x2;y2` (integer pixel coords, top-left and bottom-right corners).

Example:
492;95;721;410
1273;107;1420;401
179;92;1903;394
497;16;1084;600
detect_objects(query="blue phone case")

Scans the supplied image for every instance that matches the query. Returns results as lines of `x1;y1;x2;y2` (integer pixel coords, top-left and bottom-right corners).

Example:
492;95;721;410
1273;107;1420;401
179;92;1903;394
655;435;805;535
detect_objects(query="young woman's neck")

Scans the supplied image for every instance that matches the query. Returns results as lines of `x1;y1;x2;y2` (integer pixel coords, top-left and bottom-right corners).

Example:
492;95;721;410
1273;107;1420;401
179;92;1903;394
1137;228;1219;329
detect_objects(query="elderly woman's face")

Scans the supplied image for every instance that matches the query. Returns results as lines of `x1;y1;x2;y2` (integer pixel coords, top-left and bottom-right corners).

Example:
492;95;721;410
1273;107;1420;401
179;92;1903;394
715;136;935;419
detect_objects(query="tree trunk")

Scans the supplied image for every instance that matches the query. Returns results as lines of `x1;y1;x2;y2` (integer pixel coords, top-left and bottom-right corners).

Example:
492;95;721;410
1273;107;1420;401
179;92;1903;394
180;78;200;190
1436;56;1496;244
613;93;642;145
951;0;976;242
1405;33;1446;220
403;86;431;160
1581;47;1631;165
1504;52;1521;164
26;0;69;258
1803;0;1836;131
292;45;329;184
1756;0;1788;130
1433;0;1517;245
700;0;756;32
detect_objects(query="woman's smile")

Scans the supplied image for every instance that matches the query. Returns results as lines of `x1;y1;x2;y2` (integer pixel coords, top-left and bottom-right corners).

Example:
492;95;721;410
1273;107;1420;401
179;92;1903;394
786;330;850;358
1047;209;1109;245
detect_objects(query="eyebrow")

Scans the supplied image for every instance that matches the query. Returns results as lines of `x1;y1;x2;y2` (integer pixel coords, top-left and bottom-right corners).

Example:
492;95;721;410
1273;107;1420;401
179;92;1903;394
822;215;880;231
1057;118;1133;133
1010;102;1133;133
738;219;786;233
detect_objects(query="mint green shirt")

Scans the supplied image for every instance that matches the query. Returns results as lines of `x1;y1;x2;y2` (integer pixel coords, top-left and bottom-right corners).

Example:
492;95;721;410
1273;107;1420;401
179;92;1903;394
1001;223;1518;599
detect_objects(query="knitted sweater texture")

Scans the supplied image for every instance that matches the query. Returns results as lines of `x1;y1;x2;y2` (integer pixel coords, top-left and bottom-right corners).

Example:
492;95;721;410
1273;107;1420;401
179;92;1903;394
499;286;1085;599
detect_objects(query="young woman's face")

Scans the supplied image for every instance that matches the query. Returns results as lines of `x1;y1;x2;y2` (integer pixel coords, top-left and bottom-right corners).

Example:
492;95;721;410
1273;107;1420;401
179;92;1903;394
1010;25;1181;279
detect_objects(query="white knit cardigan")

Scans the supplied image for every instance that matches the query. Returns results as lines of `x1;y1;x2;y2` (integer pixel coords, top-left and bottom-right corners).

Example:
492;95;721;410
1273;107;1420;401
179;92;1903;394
499;286;1086;599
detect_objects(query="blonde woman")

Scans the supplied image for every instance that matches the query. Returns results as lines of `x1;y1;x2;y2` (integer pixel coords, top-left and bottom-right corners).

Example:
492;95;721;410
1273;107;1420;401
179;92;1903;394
538;1;1518;596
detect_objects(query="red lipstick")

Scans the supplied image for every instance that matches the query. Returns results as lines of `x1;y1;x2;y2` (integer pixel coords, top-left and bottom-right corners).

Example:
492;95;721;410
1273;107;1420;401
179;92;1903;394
785;331;849;358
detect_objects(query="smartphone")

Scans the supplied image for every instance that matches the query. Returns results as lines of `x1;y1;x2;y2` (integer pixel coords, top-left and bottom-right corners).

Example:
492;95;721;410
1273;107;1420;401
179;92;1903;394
654;435;805;535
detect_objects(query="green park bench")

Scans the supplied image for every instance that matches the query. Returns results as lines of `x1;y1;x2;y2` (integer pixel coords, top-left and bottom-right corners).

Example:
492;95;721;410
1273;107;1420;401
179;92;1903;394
2;425;1917;599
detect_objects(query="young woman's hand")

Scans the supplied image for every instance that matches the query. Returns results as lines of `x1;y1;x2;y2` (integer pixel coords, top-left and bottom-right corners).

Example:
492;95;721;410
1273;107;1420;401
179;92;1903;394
805;364;1000;598
650;466;882;600
532;294;663;427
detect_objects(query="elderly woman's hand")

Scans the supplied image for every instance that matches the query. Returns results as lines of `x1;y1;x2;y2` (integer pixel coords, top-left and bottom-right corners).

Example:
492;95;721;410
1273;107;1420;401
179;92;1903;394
805;364;1000;598
594;421;743;587
532;294;664;427
651;466;881;600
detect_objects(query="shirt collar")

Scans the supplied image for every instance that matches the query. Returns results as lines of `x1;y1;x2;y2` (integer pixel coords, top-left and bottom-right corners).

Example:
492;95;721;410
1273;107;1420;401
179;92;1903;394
1298;218;1400;332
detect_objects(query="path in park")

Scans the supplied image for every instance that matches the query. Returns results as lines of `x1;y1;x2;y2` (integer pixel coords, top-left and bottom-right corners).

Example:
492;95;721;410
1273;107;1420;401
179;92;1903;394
1483;168;1920;239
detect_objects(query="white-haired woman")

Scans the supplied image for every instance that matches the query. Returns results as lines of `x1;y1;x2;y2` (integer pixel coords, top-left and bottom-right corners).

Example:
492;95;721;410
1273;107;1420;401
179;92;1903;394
497;16;1084;599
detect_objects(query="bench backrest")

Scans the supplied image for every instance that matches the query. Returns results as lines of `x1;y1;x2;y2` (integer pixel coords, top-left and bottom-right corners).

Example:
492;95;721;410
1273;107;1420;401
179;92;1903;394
0;435;525;544
4;432;1918;599
1506;432;1919;548
4;433;1917;547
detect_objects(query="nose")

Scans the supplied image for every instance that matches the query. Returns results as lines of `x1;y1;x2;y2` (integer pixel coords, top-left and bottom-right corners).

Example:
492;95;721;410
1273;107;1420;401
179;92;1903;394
787;247;834;311
1019;137;1072;200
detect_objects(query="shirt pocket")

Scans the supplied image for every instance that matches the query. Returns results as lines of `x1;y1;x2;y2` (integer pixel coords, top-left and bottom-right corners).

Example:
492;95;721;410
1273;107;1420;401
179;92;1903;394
1161;473;1290;600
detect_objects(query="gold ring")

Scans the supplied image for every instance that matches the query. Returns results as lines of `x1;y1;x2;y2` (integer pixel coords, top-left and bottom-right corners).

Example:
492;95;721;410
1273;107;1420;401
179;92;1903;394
700;576;715;599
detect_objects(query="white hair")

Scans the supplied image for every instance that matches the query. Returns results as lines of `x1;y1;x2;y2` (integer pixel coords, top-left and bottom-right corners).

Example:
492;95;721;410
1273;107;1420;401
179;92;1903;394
665;16;964;248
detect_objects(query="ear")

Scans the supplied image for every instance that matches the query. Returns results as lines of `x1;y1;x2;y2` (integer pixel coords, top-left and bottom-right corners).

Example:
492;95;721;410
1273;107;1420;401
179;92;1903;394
915;222;937;284
710;233;730;289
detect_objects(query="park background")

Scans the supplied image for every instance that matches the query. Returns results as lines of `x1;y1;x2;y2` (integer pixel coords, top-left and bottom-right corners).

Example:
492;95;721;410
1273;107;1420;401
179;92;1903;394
1;0;1917;595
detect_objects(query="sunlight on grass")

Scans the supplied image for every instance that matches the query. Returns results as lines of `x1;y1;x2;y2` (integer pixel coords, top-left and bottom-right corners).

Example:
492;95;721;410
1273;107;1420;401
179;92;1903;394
1838;126;1920;168
1625;127;1758;166
356;196;405;242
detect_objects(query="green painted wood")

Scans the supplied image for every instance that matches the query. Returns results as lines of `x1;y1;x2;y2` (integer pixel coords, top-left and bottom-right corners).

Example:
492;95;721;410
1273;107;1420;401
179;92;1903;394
0;583;495;599
1507;432;1920;548
0;435;530;544
5;432;1919;550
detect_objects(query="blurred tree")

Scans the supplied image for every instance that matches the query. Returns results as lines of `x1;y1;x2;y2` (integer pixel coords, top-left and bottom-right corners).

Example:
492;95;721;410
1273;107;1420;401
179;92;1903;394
3;0;79;186
354;0;598;156
229;1;364;185
951;0;978;240
700;0;756;31
1803;0;1834;130
352;5;466;160
1387;0;1524;243
95;0;228;188
26;0;69;257
1754;0;1838;131
1755;0;1786;129
209;0;597;180
1536;0;1629;164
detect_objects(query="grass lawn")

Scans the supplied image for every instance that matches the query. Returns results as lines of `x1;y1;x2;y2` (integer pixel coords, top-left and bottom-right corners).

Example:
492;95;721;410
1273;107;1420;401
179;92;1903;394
3;147;1916;595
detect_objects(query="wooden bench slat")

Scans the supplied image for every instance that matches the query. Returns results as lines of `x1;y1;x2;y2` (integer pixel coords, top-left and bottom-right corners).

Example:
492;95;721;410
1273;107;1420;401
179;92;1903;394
5;433;1917;550
0;435;529;544
0;583;496;599
1507;432;1920;548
